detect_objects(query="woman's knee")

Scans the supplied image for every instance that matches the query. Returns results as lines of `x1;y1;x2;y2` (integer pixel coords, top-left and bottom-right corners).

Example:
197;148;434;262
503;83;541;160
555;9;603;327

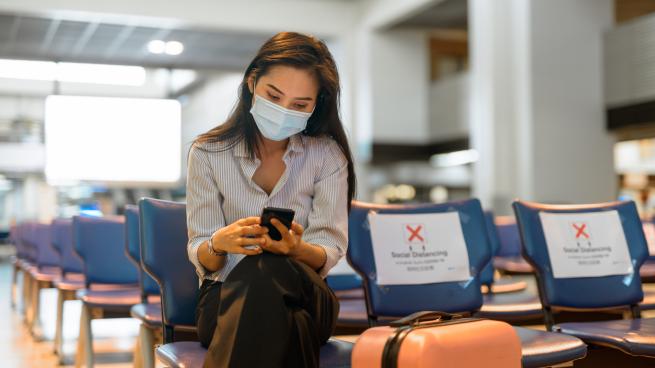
223;254;311;297
232;252;296;279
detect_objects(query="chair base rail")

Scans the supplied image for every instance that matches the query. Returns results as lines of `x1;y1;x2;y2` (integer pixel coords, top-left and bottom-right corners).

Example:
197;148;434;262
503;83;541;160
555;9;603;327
573;345;655;368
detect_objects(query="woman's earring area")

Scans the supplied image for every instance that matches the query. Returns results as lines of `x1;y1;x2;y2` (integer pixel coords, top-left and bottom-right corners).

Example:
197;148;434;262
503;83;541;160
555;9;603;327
247;75;256;94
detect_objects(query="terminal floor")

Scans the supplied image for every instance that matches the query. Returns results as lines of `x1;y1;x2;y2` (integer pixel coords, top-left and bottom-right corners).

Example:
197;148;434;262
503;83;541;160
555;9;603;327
0;259;165;367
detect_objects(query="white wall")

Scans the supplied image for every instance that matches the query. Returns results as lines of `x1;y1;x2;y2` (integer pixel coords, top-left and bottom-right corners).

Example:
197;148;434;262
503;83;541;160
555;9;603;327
470;0;616;212
530;0;615;204
180;72;242;177
469;0;529;211
429;73;469;142
17;175;56;222
369;30;431;143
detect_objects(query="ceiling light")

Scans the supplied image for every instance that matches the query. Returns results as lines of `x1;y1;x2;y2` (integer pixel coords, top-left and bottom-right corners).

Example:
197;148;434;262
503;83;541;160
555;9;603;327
165;41;184;56
0;59;57;81
0;59;146;86
57;63;146;86
430;149;480;168
147;40;166;54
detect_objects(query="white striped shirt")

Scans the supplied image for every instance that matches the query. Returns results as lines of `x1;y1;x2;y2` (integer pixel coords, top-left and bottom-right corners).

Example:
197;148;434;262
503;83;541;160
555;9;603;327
186;133;349;283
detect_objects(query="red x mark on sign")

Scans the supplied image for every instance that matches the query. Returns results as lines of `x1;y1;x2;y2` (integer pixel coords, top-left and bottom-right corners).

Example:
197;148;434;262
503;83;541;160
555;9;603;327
572;223;589;239
406;225;424;242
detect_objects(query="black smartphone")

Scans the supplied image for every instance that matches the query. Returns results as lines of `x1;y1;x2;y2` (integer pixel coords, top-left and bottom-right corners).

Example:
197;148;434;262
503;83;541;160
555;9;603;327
261;207;295;241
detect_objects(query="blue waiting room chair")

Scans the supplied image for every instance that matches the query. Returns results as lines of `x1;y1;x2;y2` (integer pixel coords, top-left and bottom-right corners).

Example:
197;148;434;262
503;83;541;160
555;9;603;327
26;222;60;337
514;199;655;366
51;218;85;362
138;198;353;368
494;214;655;284
52;217;131;363
493;216;535;274
327;272;364;299
15;222;37;321
124;204;162;368
10;222;31;311
325;269;368;334
481;211;528;293
475;211;544;324
637;217;655;282
17;222;42;323
347;199;587;368
73;215;141;368
338;204;544;330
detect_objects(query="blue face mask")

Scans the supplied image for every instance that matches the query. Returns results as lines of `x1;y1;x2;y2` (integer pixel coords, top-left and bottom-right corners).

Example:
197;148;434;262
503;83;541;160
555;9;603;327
250;94;314;141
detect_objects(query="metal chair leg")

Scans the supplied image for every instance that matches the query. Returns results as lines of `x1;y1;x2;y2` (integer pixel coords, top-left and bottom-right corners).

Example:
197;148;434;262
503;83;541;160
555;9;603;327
75;303;85;368
10;262;18;309
133;329;142;368
137;323;155;368
19;269;25;313
22;271;32;322
20;270;30;321
54;288;64;358
30;280;43;338
75;304;94;368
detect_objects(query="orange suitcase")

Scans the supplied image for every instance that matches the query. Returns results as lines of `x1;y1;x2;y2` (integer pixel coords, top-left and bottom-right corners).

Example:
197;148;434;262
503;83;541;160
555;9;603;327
352;311;522;368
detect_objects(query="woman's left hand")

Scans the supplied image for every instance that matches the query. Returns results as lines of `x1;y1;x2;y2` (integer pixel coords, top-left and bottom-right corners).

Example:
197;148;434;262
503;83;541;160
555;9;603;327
261;219;305;256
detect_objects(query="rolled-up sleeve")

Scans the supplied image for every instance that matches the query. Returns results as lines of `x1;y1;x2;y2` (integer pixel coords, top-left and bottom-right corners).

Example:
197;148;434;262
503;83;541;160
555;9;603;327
302;140;349;278
186;144;226;280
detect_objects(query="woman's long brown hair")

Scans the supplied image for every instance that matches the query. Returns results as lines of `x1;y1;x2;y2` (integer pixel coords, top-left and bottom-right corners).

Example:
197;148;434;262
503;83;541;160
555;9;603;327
194;31;356;209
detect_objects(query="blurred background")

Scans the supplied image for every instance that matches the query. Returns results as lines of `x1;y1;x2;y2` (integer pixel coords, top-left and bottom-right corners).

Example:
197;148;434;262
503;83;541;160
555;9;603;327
0;0;654;238
3;0;655;367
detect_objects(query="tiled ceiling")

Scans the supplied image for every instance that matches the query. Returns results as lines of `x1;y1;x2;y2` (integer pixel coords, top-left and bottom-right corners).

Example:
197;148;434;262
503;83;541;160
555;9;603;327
0;12;273;70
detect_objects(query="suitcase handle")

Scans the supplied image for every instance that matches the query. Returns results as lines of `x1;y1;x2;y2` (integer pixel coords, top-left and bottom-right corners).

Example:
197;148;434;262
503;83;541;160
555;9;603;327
389;311;462;327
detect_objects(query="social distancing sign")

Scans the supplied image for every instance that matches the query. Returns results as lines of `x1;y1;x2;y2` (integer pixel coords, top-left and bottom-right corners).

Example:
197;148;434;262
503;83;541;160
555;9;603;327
540;211;633;279
368;211;471;285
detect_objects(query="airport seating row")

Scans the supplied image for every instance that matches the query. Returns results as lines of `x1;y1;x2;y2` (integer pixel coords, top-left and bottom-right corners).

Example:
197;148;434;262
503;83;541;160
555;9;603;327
8;197;655;366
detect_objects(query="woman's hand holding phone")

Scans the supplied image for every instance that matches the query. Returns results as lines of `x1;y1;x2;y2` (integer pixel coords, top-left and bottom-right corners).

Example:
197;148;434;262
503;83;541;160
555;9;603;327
211;217;268;256
261;219;305;256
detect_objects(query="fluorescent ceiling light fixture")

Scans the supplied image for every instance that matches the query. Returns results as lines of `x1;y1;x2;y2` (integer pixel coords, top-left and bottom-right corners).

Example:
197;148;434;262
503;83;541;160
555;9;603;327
0;59;57;81
147;40;166;54
57;62;145;86
45;95;181;185
0;59;146;86
430;149;479;168
165;41;184;55
148;40;184;55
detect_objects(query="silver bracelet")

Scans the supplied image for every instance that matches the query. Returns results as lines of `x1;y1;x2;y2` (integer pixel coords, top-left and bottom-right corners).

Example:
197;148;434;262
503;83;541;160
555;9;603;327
208;235;227;257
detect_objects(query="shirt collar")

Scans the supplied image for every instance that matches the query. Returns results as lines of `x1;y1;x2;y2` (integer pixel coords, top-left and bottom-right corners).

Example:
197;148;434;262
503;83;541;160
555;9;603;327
233;134;305;158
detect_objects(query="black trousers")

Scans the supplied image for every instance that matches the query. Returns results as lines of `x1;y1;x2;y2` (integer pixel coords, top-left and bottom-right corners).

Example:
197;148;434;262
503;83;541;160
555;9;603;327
196;252;339;368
